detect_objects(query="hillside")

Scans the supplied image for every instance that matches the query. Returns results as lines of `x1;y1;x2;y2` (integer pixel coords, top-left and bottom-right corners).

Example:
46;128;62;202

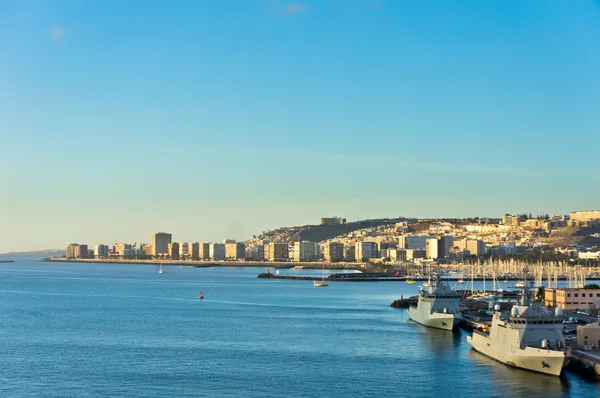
249;218;410;245
539;226;600;248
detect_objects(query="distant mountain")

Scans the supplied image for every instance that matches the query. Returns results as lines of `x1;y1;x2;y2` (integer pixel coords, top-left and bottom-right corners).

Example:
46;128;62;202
0;249;65;259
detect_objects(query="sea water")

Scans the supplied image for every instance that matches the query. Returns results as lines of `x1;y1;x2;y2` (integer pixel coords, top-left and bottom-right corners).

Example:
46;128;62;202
0;261;597;397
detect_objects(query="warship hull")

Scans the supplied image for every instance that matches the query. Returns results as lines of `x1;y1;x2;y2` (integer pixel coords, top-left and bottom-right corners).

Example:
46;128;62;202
467;332;570;376
408;306;462;331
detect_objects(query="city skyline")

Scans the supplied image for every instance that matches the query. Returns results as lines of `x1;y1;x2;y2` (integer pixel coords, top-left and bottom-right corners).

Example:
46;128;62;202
2;1;600;252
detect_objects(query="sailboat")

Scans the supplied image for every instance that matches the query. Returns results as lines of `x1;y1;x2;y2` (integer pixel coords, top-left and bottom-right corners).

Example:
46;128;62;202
159;263;165;274
314;264;329;287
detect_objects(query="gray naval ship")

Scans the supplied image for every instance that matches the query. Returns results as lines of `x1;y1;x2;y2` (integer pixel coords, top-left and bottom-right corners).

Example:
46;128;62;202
467;281;571;376
407;274;462;331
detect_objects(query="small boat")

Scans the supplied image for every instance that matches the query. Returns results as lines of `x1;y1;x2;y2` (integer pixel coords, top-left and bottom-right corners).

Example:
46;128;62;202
314;264;329;287
199;292;204;299
456;278;464;284
406;279;416;284
159;263;165;274
515;281;526;288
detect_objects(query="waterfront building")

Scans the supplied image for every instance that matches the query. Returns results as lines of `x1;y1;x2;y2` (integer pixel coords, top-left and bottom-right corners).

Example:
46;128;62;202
466;239;487;256
406;249;426;261
94;244;109;258
179;242;189;258
79;244;88;258
141;245;153;256
210;243;225;260
344;246;356;262
189;242;199;260
199;243;210;260
292;241;319;262
264;243;289;261
579;251;600;260
168;242;180;260
355;241;378;262
66;243;79;259
426;238;439;259
249;245;264;261
225;242;246;260
577;323;600;348
114;243;132;256
152;232;172;256
389;249;407;262
544;287;600;310
321;217;346;226
377;241;396;258
323;242;344;262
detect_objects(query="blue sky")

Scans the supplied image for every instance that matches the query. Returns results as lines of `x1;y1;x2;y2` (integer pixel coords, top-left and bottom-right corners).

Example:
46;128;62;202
1;0;599;252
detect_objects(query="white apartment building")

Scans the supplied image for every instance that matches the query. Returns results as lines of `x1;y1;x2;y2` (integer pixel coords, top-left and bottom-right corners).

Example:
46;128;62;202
292;241;319;262
356;241;378;262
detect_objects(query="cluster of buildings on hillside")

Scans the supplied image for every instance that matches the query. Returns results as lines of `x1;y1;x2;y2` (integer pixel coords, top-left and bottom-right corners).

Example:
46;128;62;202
64;210;600;263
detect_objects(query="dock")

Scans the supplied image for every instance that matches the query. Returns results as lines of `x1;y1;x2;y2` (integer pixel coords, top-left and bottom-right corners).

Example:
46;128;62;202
568;350;600;380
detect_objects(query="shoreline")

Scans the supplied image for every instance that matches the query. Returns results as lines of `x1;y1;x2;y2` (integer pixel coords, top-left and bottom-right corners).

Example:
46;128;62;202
42;257;361;270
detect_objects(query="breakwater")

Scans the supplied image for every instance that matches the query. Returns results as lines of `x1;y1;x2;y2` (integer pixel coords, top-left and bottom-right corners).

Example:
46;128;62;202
257;272;413;282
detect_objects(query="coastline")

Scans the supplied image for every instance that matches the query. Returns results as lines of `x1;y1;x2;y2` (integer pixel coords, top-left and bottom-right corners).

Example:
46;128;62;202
42;257;361;270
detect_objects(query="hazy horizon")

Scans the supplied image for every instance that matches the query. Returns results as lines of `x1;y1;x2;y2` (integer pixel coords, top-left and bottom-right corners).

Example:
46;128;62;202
2;1;599;252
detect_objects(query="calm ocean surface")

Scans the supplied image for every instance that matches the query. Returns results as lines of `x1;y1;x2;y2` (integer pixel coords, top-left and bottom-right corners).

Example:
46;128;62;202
0;260;597;397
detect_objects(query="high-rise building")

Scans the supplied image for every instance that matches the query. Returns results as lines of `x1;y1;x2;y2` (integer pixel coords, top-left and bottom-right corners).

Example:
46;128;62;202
189;242;199;260
292;241;319;262
377;241;396;257
264;243;289;261
406;235;430;250
210;243;225;260
249;245;264;261
77;244;88;258
397;235;407;249
152;232;172;256
323;242;344;262
199;243;210;260
355;241;377;262
179;242;189;258
466;240;487;256
225;242;246;260
406;249;426;261
344;246;356;262
141;245;153;256
168;242;180;260
389;249;407;262
437;235;454;259
426;238;439;259
114;243;132;256
66;243;79;259
94;244;109;258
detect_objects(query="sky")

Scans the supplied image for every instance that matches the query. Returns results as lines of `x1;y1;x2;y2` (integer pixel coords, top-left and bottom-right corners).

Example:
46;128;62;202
1;0;599;252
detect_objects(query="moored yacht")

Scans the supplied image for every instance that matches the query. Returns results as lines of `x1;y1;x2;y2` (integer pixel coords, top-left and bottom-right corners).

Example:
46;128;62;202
467;281;570;376
407;274;462;331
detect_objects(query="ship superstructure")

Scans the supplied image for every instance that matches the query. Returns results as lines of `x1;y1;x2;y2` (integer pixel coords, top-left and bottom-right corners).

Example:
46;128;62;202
407;274;462;331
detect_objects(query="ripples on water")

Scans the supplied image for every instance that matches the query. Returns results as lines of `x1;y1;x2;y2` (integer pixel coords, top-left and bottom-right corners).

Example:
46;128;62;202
0;262;596;397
